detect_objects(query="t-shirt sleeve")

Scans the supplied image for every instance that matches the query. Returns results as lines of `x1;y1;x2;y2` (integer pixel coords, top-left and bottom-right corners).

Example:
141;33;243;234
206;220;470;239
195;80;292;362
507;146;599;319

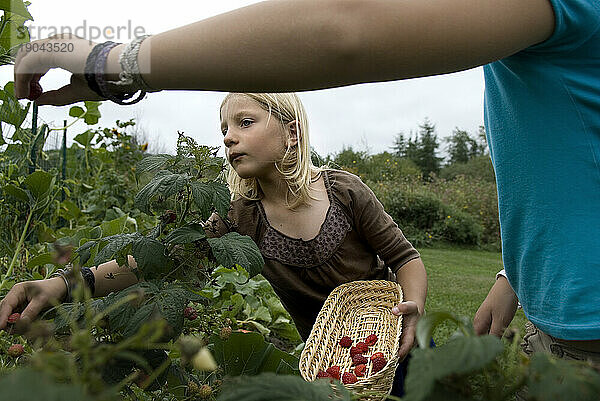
526;0;600;54
347;175;420;273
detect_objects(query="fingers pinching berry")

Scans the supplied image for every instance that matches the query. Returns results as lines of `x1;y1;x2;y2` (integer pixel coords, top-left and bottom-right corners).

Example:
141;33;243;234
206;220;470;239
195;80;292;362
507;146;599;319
27;81;43;101
7;313;21;324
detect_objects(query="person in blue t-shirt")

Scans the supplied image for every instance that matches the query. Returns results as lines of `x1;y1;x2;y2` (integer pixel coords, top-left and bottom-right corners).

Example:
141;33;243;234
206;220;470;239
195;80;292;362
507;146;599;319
3;0;599;371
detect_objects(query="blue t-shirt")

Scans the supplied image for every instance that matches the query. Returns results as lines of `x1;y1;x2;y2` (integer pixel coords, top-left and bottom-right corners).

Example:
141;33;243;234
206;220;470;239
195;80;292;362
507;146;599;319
483;0;600;340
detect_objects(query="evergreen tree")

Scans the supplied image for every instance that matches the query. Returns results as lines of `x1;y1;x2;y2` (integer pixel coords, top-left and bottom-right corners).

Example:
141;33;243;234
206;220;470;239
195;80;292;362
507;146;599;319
415;119;442;178
391;133;407;158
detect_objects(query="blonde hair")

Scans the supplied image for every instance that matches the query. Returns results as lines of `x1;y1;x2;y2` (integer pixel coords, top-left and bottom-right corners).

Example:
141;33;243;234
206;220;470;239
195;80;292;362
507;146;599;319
220;93;321;209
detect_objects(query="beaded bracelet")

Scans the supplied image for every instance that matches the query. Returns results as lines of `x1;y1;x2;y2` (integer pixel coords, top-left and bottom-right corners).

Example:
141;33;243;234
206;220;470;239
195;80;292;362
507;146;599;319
50;265;96;302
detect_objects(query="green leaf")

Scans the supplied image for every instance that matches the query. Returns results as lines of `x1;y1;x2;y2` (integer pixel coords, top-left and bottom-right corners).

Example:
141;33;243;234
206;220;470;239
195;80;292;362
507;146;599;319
83;101;101;125
131;236;171;279
211;331;299;376
124;302;161;338
416;311;474;348
527;353;600;401
100;215;129;237
94;233;140;266
22;170;55;202
0;0;33;20
217;373;350;401
207;232;264;278
73;130;95;147
0;82;30;127
134;170;190;214
69;106;85;118
164;224;206;245
136;154;174;173
3;183;28;202
404;335;504;401
191;181;230;220
26;252;54;269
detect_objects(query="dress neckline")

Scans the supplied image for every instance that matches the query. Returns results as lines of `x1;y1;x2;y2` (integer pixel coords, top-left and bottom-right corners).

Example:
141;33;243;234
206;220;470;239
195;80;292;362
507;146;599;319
257;170;333;243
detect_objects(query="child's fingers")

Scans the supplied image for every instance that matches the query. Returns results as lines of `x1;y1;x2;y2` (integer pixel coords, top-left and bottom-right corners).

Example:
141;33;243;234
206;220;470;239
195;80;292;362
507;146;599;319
391;301;418;316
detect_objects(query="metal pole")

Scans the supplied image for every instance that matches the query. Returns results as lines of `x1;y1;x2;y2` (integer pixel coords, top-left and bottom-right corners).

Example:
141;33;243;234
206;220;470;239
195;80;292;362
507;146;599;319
62;119;67;201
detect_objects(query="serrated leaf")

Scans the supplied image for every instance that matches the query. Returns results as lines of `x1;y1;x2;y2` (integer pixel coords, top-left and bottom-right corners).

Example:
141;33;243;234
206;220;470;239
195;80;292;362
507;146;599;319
134;170;190;214
100;215;129;237
211;331;299;377
75;240;98;266
404;335;503;401
124;302;160;338
164;224;206;245
94;233;140;266
207;233;264;278
527;353;600;401
217;373;350;401
136;154;174;173
191;181;230;220
0;1;33;20
131;236;170;279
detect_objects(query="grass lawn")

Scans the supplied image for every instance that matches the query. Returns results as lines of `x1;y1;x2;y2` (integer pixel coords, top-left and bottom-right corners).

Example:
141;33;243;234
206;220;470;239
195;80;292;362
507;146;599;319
419;245;527;344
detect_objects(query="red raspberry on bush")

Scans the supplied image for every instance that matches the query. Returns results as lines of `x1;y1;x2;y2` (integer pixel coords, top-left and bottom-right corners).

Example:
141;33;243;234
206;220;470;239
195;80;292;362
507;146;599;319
184;306;197;320
372;356;387;373
351;354;368;366
342;372;358;384
7;344;24;358
354;364;367;377
339;335;352;348
356;341;369;353
162;210;177;224
7;313;20;324
370;352;384;361
326;365;341;380
349;346;363;356
365;334;378;346
316;370;331;379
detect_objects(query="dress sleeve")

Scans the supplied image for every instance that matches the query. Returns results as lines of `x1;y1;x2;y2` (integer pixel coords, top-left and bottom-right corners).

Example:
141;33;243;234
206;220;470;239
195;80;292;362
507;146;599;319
346;173;420;273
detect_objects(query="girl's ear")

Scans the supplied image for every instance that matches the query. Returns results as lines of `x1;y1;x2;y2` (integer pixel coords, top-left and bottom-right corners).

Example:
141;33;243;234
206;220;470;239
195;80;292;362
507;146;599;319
286;120;299;147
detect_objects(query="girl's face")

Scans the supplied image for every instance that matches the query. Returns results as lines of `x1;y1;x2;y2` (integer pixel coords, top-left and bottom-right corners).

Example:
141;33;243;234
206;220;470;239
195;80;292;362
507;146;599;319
221;96;296;180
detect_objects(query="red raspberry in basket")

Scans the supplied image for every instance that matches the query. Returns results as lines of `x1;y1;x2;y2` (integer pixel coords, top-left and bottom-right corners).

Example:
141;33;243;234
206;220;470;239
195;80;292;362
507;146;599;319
371;356;387;373
351;354;368;366
342;372;358;384
326;365;341;380
339;335;353;348
365;334;378;346
370;352;385;361
356;341;369;353
316;370;332;379
349;346;362;356
354;364;367;377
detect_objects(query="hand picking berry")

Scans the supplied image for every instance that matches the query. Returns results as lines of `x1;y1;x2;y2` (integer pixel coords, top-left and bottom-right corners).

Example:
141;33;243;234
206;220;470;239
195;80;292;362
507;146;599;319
326;365;341;380
351;354;368;366
354;364;367;377
342;372;358;384
371;356;387;372
365;334;378;346
339;335;353;348
7;313;20;324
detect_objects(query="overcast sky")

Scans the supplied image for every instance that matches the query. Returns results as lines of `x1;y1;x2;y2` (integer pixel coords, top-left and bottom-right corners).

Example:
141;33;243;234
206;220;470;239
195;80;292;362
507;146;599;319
0;0;485;158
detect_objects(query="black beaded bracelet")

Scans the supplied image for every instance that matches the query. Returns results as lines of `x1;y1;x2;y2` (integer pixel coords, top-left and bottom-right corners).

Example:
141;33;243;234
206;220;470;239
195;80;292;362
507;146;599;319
84;43;108;98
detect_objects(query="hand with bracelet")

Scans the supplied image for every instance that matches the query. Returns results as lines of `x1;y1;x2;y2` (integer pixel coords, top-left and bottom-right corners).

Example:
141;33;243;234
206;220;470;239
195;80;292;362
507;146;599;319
14;33;153;106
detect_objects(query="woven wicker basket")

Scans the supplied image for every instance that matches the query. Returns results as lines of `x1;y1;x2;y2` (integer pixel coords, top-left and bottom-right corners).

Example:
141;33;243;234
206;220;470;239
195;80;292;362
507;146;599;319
300;280;403;401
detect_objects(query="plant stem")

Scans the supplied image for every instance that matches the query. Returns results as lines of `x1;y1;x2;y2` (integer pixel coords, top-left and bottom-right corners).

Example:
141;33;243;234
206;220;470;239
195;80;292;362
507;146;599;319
1;209;33;289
